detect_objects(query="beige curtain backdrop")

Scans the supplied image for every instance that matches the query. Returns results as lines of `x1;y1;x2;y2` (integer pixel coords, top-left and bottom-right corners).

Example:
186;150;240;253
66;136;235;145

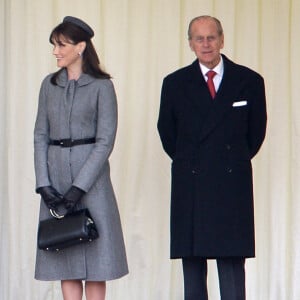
0;0;299;299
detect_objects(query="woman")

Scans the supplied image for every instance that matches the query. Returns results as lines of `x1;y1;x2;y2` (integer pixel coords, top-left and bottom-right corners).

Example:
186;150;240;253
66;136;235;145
34;16;128;300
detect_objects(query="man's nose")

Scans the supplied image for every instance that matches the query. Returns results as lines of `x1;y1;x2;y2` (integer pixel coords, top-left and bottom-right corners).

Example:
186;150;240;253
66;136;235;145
202;39;210;47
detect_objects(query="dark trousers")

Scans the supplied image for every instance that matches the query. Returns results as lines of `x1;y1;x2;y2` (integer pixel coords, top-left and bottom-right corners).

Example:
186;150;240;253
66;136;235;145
182;257;246;300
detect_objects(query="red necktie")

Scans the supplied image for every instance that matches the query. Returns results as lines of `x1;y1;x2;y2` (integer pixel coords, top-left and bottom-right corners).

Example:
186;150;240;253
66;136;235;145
206;70;217;99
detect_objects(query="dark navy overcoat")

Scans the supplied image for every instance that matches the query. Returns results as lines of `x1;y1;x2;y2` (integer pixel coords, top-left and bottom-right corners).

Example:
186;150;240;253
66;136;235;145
157;55;267;259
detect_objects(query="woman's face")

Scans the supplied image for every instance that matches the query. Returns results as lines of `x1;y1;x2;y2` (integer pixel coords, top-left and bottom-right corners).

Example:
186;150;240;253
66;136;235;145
51;35;84;69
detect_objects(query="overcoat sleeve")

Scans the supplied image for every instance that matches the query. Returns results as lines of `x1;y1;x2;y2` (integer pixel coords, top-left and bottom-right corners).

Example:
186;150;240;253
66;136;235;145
34;77;51;189
246;74;267;158
157;76;177;159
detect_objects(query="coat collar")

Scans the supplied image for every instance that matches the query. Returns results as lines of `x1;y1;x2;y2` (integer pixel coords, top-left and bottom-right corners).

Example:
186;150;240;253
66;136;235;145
55;68;95;87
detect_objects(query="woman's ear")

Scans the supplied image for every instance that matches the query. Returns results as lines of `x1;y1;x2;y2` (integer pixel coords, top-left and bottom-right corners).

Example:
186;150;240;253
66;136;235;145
77;41;86;55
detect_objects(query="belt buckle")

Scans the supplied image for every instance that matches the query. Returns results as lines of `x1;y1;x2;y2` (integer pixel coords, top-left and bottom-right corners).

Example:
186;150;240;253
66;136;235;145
60;139;73;147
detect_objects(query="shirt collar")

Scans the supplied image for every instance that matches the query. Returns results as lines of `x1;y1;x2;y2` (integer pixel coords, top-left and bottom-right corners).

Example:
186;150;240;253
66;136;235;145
199;55;224;78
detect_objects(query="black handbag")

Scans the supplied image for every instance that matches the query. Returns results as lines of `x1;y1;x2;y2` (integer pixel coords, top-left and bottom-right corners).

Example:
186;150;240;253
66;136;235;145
38;208;99;251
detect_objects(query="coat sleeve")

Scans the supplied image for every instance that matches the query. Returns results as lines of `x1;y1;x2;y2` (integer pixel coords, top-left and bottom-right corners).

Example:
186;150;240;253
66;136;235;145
34;77;51;189
157;77;177;159
247;74;267;158
72;80;118;192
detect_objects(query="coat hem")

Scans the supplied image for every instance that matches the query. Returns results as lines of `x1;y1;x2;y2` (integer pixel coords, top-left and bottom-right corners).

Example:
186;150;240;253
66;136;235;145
170;254;255;259
35;270;129;282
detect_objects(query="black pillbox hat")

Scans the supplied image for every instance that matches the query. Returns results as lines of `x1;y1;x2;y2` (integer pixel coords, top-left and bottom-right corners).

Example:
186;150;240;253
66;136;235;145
63;16;94;38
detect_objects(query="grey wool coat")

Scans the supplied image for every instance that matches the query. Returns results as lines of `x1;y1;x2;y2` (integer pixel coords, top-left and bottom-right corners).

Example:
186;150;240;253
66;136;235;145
34;69;128;281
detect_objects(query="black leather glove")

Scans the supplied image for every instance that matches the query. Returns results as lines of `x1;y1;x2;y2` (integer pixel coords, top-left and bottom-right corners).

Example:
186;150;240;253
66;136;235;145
63;186;85;211
36;186;63;210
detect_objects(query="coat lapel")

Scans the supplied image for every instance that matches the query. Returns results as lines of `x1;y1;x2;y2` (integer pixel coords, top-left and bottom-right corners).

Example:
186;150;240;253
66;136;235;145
185;56;241;143
185;60;212;110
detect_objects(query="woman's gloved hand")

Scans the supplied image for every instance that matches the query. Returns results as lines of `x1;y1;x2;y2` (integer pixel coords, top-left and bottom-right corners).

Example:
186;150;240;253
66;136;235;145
63;186;86;211
36;186;63;210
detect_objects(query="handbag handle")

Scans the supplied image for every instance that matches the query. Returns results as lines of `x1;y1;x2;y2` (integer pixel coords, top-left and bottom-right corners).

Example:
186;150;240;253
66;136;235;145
50;209;65;219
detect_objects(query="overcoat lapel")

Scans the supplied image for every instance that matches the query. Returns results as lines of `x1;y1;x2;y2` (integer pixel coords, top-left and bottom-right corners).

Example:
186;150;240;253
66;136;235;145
185;57;241;143
185;60;212;109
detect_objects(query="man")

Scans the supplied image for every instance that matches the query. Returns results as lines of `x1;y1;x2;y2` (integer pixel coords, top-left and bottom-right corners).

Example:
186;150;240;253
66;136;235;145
157;16;267;300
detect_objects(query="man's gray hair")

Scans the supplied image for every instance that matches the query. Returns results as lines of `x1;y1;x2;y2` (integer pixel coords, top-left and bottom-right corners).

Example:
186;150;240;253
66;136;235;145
188;15;223;40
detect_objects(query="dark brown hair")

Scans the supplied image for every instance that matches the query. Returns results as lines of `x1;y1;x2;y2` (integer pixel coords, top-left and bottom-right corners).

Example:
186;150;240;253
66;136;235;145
49;21;111;85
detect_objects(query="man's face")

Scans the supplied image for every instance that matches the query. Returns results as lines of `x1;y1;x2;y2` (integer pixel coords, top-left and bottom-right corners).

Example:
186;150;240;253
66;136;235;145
189;18;224;69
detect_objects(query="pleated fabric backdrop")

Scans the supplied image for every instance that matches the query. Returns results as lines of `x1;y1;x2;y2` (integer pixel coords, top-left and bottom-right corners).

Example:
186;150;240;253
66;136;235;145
0;0;299;299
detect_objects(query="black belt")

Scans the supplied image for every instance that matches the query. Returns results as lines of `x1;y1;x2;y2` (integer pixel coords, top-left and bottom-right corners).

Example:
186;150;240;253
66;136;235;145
49;138;96;148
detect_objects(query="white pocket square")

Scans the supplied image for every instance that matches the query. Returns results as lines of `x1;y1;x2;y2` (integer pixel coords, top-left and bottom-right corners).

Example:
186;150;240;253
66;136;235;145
232;100;247;107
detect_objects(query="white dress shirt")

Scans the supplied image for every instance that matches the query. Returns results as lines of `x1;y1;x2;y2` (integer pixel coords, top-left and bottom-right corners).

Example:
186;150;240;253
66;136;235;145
199;55;224;92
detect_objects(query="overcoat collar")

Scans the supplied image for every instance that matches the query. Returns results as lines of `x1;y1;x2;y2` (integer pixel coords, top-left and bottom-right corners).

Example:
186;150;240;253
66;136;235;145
185;54;242;142
55;68;95;87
